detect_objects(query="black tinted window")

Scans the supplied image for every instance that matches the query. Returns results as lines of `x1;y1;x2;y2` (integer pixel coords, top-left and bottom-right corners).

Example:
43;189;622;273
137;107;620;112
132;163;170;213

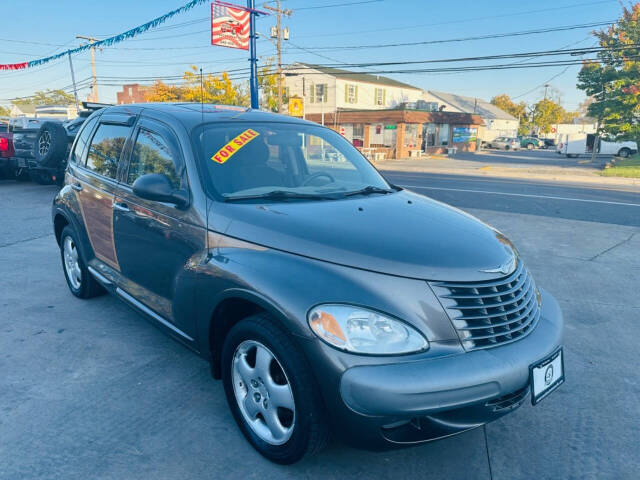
86;124;131;179
71;116;98;165
127;129;180;188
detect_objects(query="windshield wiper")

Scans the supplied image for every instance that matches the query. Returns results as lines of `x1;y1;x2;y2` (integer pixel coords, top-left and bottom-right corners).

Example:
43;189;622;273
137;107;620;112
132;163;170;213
224;190;339;202
341;185;396;197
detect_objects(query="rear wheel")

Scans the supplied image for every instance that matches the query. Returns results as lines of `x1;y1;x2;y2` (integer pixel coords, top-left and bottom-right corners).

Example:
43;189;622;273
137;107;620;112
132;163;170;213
59;225;104;299
222;313;329;464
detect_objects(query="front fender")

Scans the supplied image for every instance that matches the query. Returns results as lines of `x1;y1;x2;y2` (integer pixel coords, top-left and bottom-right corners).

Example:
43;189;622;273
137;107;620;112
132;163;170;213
190;246;460;359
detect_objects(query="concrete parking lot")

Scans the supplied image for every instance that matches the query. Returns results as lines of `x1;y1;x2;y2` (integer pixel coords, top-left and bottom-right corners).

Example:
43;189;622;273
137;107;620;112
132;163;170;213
1;170;639;479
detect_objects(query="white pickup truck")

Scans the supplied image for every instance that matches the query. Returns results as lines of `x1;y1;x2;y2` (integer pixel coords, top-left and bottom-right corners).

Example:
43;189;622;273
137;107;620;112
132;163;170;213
558;133;637;158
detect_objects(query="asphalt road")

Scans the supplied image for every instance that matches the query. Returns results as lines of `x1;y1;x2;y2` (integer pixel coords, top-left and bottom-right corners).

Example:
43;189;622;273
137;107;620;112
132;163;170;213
460;147;608;169
1;173;639;480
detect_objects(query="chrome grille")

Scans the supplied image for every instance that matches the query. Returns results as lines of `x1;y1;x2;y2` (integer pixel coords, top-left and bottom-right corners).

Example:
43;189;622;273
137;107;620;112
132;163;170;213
431;261;541;351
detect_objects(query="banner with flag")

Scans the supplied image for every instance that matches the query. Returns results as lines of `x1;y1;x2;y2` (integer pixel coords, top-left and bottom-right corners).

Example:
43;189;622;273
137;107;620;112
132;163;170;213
211;3;250;50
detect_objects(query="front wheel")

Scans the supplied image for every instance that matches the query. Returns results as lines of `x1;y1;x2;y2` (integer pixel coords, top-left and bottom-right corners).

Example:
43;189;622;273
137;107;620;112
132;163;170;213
222;313;329;464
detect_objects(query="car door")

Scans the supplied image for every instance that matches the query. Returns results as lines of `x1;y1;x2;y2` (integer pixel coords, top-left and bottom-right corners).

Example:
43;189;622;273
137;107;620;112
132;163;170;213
71;114;135;272
113;117;204;340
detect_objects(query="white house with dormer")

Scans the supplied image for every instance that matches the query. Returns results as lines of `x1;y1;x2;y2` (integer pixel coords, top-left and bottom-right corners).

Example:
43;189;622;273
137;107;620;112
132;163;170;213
283;63;423;117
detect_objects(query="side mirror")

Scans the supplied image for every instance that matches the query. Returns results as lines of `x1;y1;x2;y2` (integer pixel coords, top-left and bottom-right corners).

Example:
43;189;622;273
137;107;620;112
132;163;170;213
132;173;189;208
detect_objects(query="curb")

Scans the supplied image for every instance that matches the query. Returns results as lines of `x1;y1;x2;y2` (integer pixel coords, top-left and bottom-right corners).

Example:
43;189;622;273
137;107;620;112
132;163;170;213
375;161;640;190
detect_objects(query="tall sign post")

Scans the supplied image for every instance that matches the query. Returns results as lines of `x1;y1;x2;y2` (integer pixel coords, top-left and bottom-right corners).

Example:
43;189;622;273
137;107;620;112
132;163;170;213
210;1;265;109
248;0;259;109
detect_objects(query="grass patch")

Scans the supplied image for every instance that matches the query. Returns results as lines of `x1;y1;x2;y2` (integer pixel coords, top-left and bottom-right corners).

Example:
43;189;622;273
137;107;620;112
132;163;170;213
601;154;640;178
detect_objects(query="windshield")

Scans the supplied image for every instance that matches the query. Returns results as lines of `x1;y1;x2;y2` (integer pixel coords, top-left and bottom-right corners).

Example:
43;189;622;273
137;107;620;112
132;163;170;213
193;122;391;200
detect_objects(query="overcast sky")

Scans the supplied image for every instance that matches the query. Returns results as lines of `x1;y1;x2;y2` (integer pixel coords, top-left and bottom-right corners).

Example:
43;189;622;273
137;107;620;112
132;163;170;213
0;0;623;109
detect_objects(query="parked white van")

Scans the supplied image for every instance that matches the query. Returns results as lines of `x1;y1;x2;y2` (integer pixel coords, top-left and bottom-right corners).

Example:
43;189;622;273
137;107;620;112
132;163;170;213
558;133;637;158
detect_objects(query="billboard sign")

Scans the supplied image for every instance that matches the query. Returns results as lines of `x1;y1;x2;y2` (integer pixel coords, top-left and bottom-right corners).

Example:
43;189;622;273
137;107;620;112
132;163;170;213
452;127;478;143
211;3;250;50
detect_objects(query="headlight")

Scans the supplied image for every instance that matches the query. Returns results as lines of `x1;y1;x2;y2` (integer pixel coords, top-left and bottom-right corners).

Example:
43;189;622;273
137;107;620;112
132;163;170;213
307;304;428;355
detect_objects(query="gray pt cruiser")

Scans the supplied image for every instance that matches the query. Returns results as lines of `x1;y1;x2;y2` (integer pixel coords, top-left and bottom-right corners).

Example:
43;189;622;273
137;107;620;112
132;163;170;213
52;103;564;464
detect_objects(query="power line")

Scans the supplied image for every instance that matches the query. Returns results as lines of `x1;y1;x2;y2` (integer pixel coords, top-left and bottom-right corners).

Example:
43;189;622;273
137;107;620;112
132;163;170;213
292;0;616;38
294;44;638;69
292;0;383;10
286;21;614;52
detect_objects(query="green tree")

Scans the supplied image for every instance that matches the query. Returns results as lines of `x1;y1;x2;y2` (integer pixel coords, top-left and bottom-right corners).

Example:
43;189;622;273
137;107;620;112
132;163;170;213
530;99;575;134
12;89;75;106
258;58;285;112
577;4;640;142
491;94;530;135
0;105;10;117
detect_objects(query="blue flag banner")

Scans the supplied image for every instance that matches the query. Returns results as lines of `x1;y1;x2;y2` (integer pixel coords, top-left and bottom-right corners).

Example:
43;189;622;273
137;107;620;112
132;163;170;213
1;0;209;71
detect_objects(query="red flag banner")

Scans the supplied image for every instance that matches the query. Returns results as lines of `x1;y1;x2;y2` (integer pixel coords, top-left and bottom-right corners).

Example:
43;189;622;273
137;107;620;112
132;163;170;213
211;2;250;50
0;62;28;71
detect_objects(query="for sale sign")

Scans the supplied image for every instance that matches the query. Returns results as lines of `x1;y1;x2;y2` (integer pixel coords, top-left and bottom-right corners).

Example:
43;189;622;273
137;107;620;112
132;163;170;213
211;2;250;50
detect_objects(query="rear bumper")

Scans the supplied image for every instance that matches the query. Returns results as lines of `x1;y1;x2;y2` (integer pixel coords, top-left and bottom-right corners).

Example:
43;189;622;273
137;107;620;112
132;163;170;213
333;288;563;448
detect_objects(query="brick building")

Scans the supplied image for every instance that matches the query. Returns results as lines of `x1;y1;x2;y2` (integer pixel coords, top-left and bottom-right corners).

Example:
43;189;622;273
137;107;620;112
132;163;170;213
116;84;153;104
305;109;483;160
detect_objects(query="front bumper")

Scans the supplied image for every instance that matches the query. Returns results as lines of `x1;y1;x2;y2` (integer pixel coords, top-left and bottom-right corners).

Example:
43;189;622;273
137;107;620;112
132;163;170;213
332;288;563;448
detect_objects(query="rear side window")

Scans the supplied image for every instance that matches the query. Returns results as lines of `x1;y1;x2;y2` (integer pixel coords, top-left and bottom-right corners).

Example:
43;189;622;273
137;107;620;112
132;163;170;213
85;124;132;179
127;129;180;188
70;116;98;165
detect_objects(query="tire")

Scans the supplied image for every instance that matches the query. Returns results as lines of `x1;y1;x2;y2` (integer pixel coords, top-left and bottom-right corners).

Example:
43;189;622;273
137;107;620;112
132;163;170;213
28;169;54;185
59;225;105;299
505;145;510;150
34;122;68;168
14;167;30;182
618;148;631;158
222;313;330;464
526;143;534;150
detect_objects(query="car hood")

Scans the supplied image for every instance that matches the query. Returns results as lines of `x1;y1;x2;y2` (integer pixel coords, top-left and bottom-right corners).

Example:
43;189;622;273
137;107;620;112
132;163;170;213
209;190;518;282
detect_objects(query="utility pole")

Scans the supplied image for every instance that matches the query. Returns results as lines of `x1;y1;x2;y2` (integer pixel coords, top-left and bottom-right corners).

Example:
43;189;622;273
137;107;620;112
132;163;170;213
76;35;99;102
590;82;606;164
248;0;259;109
264;1;291;113
543;83;550;102
67;53;80;111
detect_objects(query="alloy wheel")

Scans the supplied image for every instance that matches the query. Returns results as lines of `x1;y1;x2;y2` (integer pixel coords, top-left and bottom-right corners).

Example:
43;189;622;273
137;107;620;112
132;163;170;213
232;340;295;445
63;236;82;290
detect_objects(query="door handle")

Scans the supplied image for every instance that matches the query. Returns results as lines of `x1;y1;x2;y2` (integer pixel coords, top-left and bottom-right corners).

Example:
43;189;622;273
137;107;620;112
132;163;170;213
112;202;130;212
71;183;82;192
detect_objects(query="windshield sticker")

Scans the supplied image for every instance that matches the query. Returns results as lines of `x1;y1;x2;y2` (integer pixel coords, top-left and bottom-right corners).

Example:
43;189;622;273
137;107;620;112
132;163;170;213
211;128;260;164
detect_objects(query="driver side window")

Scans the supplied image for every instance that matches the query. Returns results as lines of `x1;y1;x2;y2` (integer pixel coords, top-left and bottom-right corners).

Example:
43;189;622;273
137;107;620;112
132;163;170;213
127;128;181;189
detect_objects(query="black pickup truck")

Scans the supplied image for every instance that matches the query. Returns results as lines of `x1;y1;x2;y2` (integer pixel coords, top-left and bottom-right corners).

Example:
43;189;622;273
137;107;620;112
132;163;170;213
10;102;110;184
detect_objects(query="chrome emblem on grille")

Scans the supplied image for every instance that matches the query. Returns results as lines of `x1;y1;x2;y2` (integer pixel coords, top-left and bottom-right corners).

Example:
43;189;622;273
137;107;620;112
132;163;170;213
480;256;516;275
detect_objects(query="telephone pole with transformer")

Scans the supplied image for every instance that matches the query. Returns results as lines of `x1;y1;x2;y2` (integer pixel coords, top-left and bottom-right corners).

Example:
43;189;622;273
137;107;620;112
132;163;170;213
263;1;291;113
